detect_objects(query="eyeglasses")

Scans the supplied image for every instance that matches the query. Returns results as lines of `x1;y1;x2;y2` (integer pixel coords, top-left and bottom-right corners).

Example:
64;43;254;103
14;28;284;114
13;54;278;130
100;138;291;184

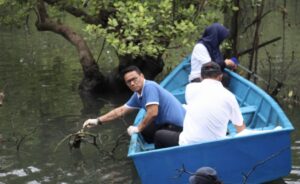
125;76;139;85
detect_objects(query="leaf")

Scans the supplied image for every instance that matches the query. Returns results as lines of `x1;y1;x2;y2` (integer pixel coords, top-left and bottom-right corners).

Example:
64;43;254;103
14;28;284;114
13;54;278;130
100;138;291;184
138;4;144;13
108;18;118;27
0;0;5;5
288;90;293;97
232;6;239;11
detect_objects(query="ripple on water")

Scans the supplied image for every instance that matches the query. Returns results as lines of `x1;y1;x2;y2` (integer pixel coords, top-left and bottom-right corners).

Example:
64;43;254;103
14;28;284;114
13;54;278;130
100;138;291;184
26;180;41;184
0;166;40;178
0;168;27;177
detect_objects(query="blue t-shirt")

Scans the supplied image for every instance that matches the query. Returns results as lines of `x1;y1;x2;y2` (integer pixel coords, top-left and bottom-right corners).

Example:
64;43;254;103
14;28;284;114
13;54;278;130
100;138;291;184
126;80;186;127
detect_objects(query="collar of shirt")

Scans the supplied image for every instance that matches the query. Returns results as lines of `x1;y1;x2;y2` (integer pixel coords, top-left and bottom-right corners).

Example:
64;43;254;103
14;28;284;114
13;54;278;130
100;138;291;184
201;78;222;86
137;79;146;99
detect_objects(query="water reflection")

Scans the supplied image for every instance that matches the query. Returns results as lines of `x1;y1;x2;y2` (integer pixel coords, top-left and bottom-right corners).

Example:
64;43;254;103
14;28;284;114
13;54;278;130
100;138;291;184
0;28;138;183
0;166;40;177
284;105;300;184
0;85;137;184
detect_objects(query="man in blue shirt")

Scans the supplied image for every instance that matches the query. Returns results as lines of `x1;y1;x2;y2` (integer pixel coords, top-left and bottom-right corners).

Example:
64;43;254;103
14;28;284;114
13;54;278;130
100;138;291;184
83;65;186;148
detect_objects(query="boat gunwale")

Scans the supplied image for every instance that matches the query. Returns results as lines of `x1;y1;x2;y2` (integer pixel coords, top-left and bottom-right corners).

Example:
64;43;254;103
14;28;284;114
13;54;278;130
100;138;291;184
128;127;292;158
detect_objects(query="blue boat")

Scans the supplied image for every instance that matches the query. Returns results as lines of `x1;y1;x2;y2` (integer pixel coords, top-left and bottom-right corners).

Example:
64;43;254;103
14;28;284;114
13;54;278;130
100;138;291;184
128;56;294;184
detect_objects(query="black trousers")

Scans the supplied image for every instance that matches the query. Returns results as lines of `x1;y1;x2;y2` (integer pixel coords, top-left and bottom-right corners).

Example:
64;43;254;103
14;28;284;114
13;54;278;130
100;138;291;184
141;122;182;149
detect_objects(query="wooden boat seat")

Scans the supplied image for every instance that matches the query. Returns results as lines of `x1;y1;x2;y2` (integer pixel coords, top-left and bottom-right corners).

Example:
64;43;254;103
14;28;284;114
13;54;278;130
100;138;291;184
240;105;257;114
240;105;257;125
228;105;257;136
170;87;186;103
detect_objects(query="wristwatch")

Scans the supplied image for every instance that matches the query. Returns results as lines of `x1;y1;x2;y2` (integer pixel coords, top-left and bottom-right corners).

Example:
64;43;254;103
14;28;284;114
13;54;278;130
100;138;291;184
97;118;103;125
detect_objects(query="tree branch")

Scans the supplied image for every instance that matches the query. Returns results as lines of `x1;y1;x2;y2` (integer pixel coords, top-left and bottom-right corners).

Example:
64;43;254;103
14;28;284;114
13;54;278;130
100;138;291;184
43;0;114;26
35;0;105;92
242;9;272;33
237;36;281;56
36;0;94;64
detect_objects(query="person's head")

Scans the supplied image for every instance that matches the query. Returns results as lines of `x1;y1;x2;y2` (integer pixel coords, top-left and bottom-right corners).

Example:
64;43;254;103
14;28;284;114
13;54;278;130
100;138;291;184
189;167;222;184
201;23;229;47
201;62;223;81
121;65;145;93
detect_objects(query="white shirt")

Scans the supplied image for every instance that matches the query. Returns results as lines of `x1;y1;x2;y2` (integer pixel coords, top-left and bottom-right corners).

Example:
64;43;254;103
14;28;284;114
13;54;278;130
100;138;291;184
179;79;243;145
188;43;211;82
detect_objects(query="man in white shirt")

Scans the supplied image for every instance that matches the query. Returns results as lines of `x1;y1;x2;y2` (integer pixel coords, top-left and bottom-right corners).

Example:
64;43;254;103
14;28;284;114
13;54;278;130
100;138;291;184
179;62;246;145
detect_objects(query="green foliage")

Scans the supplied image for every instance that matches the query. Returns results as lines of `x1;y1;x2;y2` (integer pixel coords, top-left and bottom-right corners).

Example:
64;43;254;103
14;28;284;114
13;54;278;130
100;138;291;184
213;0;239;12
251;0;263;7
85;0;200;58
0;0;35;26
0;0;230;59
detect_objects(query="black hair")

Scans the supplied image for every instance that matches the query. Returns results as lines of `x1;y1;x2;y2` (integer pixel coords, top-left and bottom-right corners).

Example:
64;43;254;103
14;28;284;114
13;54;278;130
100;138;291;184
201;62;222;79
120;65;142;78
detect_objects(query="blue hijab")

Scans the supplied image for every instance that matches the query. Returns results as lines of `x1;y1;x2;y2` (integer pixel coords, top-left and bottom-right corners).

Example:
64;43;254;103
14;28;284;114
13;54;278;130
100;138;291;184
198;23;229;71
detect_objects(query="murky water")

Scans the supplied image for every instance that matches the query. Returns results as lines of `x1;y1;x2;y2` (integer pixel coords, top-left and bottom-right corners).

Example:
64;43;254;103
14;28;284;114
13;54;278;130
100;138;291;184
0;24;299;184
0;27;139;184
282;105;300;184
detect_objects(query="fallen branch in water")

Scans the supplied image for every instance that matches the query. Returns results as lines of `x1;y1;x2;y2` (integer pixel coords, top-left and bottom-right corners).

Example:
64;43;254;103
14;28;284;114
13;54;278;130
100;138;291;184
15;127;38;151
54;128;130;161
0;162;14;172
54;129;98;152
109;132;128;155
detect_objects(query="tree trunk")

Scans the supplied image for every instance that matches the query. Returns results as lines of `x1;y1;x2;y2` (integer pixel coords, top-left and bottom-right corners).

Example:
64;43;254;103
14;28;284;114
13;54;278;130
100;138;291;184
105;54;165;93
231;0;240;56
35;0;106;93
247;1;264;82
118;55;164;80
35;0;164;94
223;0;239;58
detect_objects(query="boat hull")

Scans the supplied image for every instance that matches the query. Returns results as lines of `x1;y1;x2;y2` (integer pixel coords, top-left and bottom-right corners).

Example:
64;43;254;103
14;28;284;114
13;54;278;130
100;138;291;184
130;132;291;184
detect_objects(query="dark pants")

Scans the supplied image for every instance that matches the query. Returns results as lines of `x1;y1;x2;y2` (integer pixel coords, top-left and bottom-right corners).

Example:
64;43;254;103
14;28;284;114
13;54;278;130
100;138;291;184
141;123;182;149
154;129;181;149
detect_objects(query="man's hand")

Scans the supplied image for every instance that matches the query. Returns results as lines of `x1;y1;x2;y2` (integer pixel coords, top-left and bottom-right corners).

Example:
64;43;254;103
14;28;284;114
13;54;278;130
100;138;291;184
127;126;139;136
225;59;238;70
83;119;99;128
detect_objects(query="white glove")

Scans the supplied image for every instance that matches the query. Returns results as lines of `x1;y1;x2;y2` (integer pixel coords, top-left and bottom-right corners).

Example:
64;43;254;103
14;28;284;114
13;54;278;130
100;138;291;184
127;126;139;136
83;118;98;128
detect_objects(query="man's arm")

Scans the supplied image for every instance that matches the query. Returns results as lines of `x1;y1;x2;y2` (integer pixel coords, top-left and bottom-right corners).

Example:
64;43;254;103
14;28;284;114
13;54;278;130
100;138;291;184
137;104;158;132
83;105;134;128
185;83;196;105
235;123;246;133
99;105;133;123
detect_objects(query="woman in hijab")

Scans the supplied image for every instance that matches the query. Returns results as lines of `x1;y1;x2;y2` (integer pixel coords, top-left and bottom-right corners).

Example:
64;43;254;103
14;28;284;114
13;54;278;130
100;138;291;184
188;23;237;86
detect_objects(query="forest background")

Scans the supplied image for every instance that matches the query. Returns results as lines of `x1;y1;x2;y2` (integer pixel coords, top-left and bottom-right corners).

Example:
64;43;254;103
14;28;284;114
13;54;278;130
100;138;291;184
1;0;299;106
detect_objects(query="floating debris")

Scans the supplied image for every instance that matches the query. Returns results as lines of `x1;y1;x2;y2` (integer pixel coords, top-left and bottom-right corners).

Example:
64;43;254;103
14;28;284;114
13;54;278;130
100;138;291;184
54;129;98;152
